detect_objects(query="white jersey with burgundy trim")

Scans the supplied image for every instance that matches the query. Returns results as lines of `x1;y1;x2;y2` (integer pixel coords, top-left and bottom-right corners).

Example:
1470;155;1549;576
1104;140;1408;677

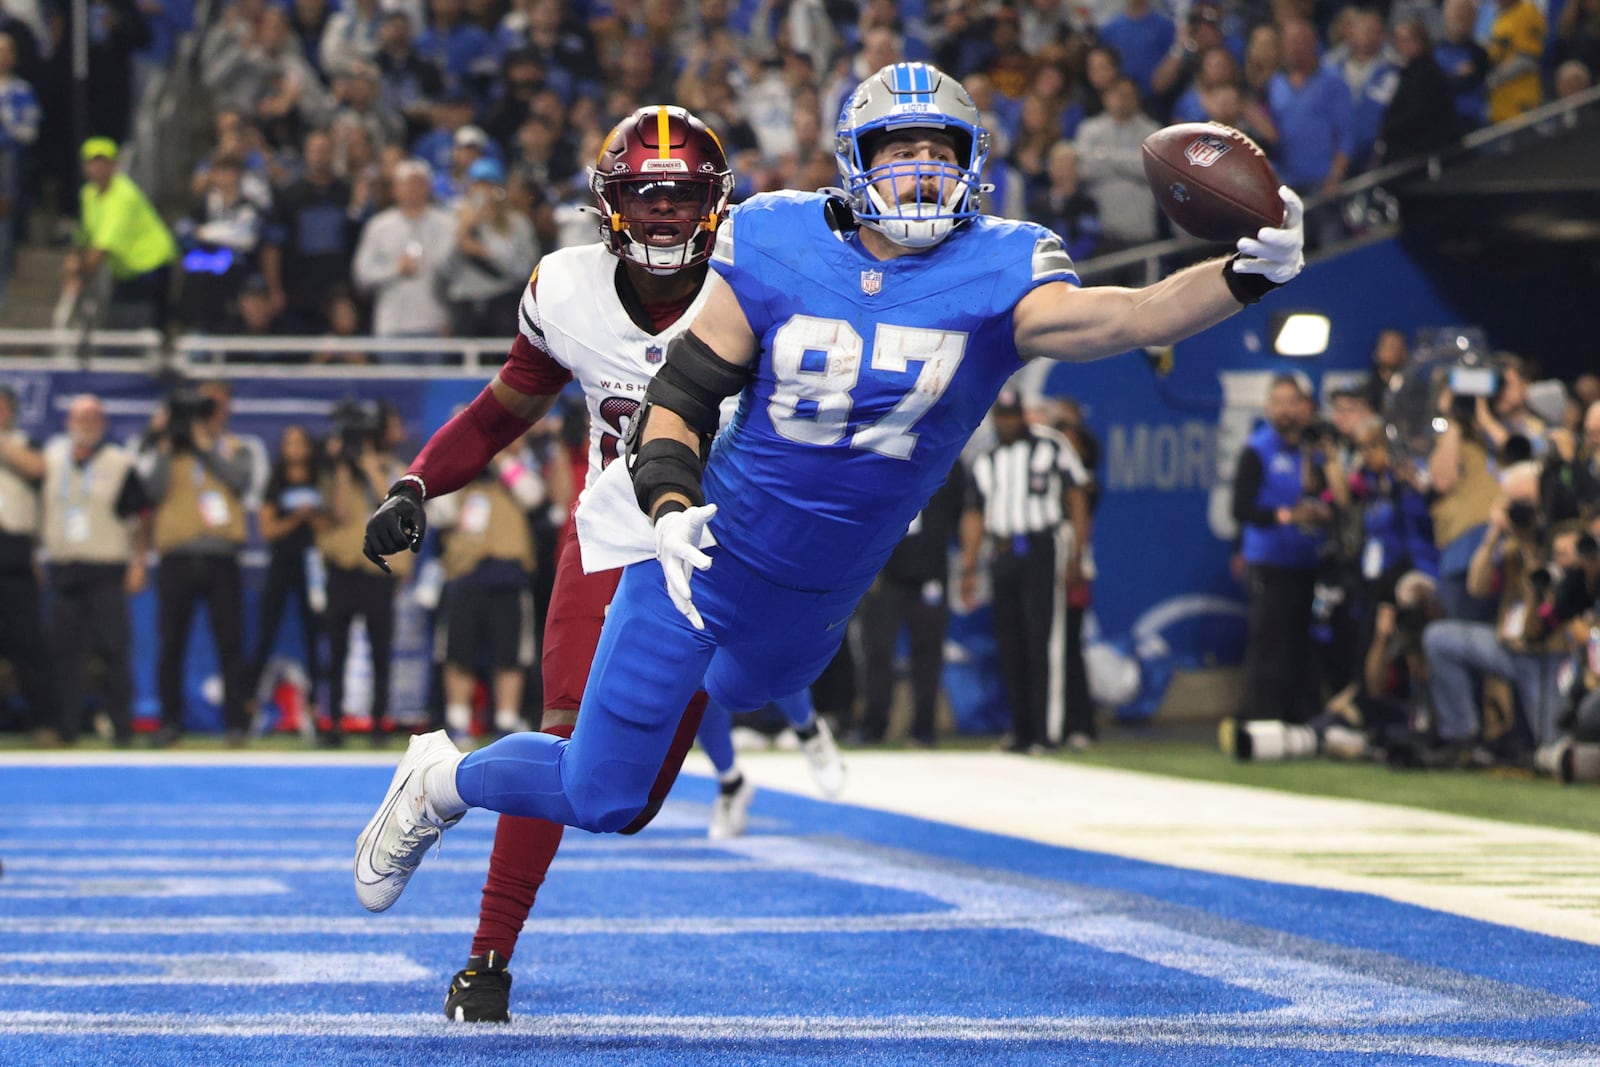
518;243;717;490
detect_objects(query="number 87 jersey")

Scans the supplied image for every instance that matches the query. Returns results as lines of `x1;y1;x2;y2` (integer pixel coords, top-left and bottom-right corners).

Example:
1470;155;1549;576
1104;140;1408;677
703;189;1080;595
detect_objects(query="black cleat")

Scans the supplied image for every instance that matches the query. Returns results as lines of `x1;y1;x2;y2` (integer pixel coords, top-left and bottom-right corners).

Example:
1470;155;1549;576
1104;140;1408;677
444;951;512;1022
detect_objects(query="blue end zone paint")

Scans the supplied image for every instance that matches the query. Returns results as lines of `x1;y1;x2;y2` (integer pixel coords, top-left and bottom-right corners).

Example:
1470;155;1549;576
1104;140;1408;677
2;765;1598;1067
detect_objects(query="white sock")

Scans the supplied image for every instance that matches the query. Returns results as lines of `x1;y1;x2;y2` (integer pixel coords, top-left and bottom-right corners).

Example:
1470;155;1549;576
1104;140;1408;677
494;708;523;732
445;704;471;734
424;751;468;819
718;765;743;787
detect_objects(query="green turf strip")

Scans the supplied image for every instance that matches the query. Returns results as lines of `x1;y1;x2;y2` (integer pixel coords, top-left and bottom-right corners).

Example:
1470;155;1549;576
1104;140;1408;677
1066;735;1600;836
6;728;1598;836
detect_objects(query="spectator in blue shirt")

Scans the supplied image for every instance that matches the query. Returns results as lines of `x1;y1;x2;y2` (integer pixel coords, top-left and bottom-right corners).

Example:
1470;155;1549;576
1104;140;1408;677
415;0;496;99
1098;0;1176;102
0;31;38;305
1268;18;1354;196
1324;8;1400;173
1437;0;1490;126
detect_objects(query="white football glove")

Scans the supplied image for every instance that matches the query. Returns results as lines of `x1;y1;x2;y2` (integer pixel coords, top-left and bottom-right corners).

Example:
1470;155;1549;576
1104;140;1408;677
1233;186;1305;285
654;503;717;630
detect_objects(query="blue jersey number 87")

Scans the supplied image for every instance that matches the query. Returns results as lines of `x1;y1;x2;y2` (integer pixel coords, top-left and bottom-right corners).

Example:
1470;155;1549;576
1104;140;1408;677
766;314;969;461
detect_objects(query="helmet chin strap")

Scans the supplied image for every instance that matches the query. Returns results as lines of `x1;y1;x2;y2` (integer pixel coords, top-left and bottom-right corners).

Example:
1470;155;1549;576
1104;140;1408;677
862;185;961;249
623;234;696;273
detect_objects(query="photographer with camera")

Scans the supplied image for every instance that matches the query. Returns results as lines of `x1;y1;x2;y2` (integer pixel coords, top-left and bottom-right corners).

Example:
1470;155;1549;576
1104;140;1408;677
1470;353;1548;460
317;400;412;746
427;438;545;738
1299;570;1446;767
0;384;56;744
1231;374;1344;726
1426;366;1503;623
1539;519;1600;779
1541;399;1600;524
141;380;254;746
1422;461;1572;762
42;395;152;747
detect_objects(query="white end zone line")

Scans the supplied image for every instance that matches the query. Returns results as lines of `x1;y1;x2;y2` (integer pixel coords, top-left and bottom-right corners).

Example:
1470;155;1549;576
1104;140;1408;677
8;749;1600;944
0;1011;1592;1065
689;751;1600;947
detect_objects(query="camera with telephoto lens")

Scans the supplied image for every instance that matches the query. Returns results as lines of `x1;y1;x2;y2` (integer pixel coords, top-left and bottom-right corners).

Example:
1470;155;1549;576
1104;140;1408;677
1446;349;1503;424
330;398;382;457
164;386;218;452
1301;419;1337;447
1528;563;1563;597
1506;499;1541;532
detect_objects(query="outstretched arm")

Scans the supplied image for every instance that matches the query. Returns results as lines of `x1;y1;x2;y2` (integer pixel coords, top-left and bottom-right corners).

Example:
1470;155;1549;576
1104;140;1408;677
1014;188;1305;363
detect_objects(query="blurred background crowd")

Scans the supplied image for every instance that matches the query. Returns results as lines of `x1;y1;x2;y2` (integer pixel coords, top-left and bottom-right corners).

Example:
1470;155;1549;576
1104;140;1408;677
0;0;1592;334
0;0;1596;785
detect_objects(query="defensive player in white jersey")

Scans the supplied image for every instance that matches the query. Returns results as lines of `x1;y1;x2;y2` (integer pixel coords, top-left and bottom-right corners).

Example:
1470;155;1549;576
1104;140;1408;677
354;62;1305;975
361;106;840;1023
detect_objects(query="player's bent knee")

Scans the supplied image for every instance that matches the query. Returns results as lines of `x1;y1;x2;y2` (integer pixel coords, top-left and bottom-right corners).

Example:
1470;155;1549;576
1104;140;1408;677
617;796;665;835
569;784;649;834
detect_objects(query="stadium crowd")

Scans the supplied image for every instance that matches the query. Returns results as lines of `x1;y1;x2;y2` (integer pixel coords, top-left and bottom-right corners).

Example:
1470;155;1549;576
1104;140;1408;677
0;0;1590;331
0;1;1597;783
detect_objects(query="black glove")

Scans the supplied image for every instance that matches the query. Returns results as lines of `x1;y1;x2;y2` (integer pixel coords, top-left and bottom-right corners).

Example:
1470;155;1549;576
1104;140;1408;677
363;481;425;574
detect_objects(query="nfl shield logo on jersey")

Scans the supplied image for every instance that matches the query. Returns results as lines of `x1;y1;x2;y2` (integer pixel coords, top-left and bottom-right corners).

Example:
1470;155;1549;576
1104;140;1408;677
645;343;663;364
860;269;883;296
1184;135;1231;167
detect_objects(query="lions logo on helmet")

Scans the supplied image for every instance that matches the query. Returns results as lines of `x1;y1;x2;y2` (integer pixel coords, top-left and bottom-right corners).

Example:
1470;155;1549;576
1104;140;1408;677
589;106;734;274
834;62;992;250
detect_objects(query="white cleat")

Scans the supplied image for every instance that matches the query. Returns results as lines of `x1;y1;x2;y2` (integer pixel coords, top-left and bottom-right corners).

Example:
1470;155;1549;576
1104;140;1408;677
353;730;464;912
800;717;847;798
707;776;755;840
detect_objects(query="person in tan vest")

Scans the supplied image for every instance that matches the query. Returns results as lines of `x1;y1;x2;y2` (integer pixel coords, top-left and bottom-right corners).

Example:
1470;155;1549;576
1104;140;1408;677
1422;461;1573;764
427;442;544;737
140;379;255;746
42;395;152;745
318;405;411;746
1428;379;1503;622
0;384;57;743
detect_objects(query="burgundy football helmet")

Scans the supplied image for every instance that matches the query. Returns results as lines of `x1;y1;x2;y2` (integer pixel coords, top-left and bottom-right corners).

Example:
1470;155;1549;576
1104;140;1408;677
590;105;734;273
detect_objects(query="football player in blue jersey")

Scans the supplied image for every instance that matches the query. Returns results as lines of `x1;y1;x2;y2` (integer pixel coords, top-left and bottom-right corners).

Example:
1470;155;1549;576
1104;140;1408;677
353;62;1305;912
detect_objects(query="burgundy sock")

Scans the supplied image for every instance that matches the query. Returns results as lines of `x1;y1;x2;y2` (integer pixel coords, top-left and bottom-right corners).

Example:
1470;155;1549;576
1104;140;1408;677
469;721;574;961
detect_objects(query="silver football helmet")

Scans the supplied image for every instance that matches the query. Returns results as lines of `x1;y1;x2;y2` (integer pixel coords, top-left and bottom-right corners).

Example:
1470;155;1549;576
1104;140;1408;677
834;62;991;249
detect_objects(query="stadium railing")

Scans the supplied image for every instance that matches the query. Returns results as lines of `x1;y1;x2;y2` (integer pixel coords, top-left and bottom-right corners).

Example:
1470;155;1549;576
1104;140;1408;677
1074;82;1600;285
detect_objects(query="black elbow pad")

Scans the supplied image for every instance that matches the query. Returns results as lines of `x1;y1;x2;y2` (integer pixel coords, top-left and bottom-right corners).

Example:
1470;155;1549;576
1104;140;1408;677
630;437;705;516
643;331;751;437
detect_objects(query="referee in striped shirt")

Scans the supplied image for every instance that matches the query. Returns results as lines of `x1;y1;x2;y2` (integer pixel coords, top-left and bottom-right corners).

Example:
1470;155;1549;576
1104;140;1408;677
960;389;1090;753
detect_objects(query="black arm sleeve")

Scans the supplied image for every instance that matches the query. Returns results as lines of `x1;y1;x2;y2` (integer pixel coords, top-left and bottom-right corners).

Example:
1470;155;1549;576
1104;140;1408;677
1231;448;1279;528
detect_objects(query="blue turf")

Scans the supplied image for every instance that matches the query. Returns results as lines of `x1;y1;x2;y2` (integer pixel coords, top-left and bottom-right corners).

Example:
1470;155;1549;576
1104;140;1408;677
2;764;1598;1066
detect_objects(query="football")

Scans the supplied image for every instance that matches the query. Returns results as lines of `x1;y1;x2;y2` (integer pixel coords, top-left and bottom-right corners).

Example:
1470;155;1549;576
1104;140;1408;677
1140;123;1283;243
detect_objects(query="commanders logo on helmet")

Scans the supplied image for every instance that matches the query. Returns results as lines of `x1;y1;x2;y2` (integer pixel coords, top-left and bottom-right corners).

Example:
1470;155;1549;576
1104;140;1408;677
590;106;734;273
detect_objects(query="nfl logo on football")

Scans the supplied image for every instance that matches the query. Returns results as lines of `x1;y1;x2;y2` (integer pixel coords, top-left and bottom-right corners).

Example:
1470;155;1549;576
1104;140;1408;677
860;269;883;296
645;343;663;364
1184;136;1231;168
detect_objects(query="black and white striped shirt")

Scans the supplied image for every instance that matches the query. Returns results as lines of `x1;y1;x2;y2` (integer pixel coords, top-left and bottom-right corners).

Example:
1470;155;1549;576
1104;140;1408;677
969;429;1087;538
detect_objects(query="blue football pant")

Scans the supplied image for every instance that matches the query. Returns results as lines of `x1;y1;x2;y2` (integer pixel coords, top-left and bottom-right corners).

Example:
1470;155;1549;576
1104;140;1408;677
698;688;820;776
458;549;857;831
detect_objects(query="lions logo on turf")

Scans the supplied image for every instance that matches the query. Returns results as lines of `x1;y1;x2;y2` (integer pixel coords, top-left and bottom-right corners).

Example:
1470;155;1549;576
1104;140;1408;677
1184;135;1232;167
